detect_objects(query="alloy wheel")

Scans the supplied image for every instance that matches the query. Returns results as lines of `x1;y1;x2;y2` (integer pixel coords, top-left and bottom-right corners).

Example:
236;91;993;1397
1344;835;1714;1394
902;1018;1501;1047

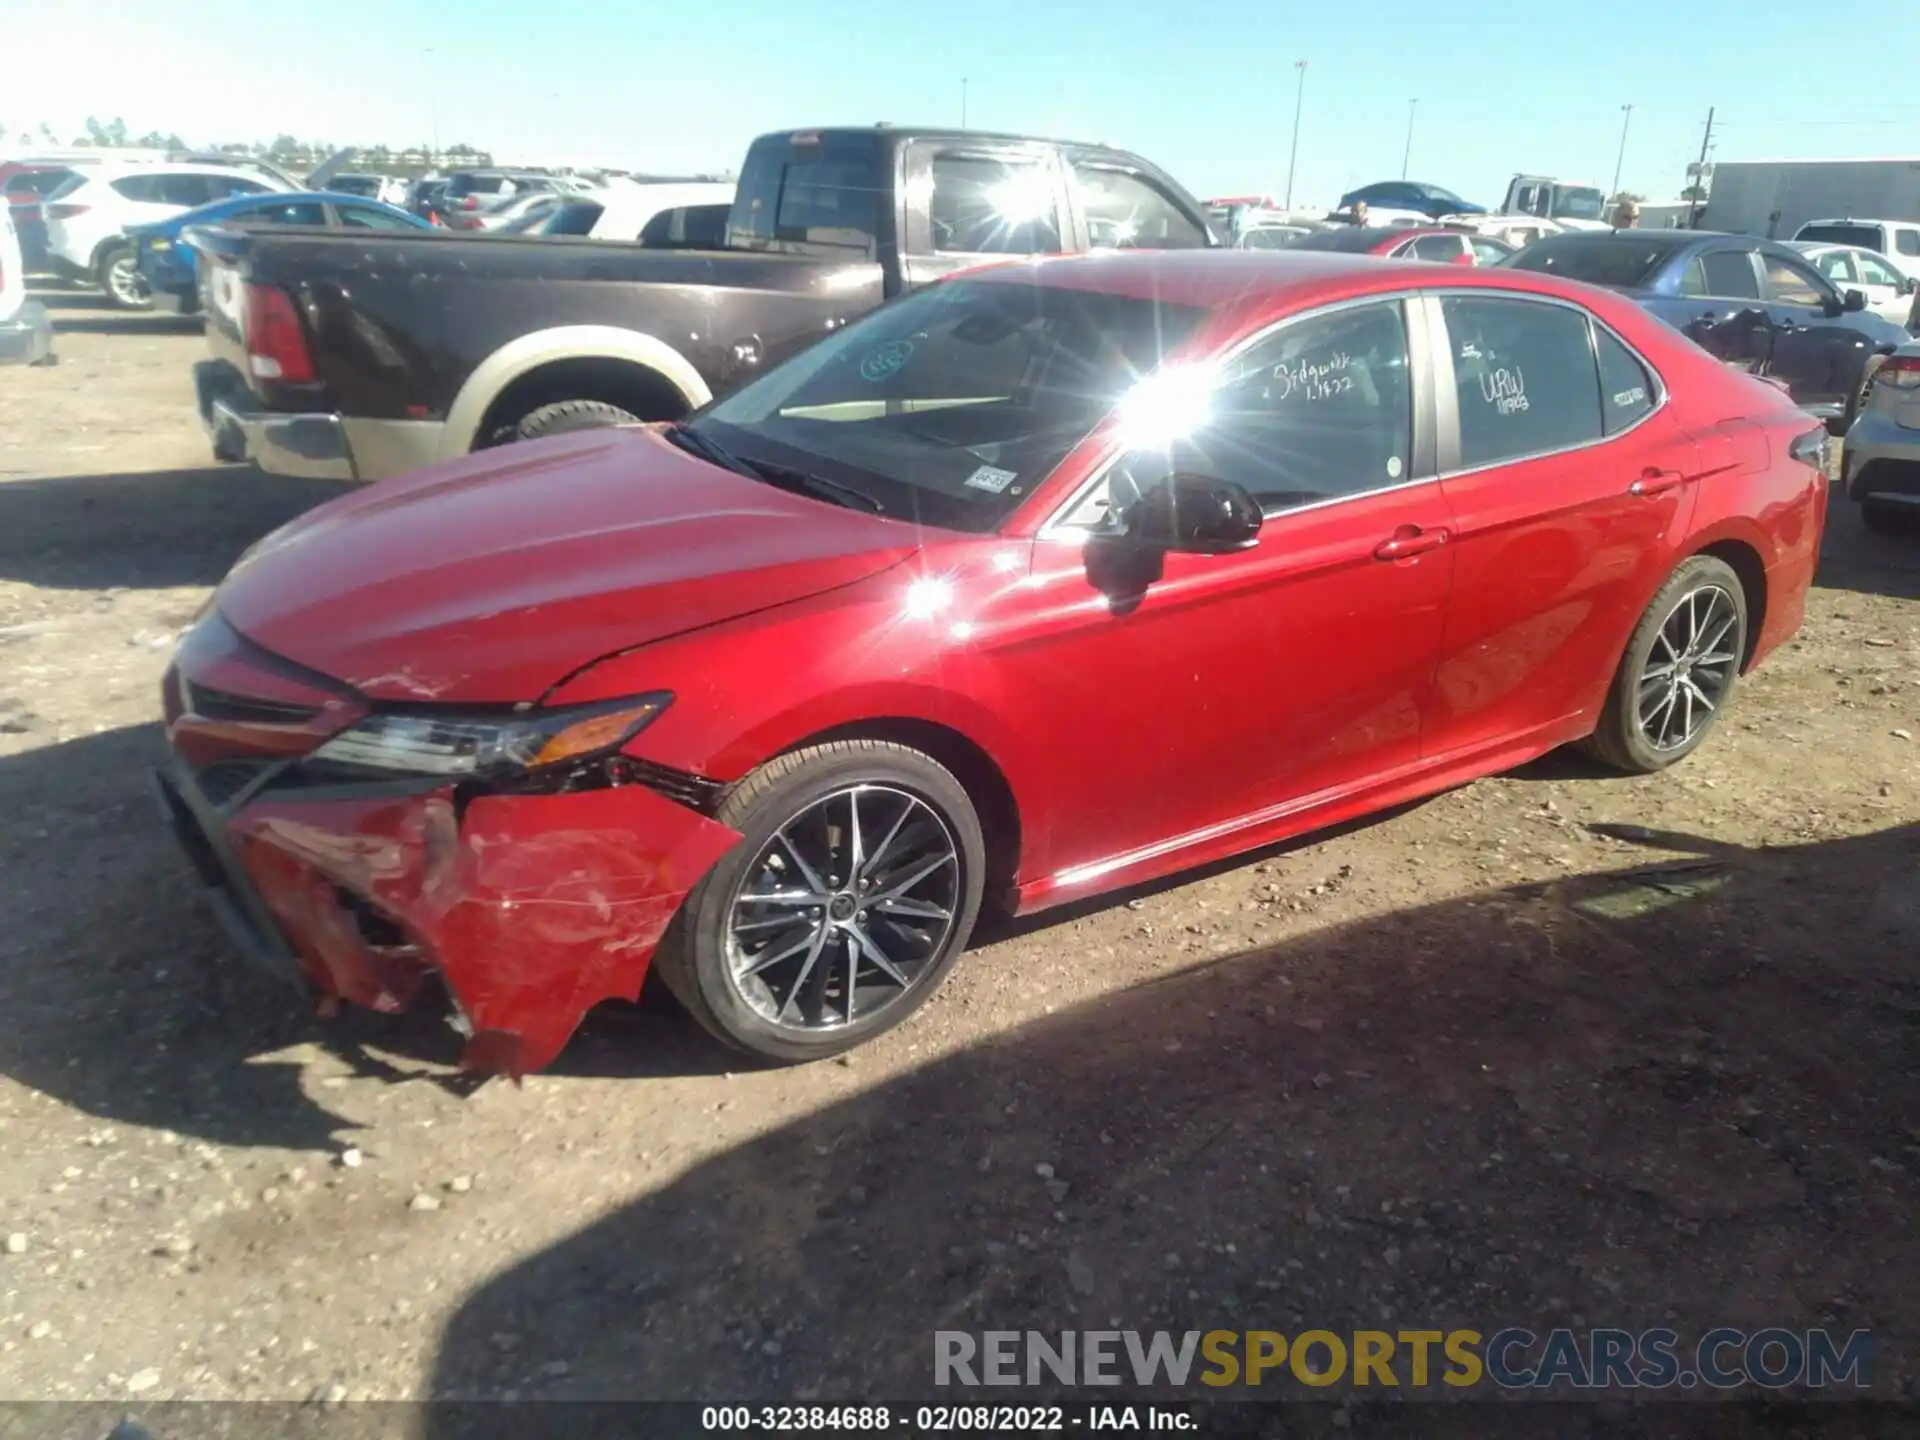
106;254;150;307
1634;584;1740;752
724;784;962;1032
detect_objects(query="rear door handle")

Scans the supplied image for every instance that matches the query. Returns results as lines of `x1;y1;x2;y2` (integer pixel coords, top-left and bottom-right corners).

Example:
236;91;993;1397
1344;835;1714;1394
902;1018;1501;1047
1374;526;1449;560
1629;468;1687;497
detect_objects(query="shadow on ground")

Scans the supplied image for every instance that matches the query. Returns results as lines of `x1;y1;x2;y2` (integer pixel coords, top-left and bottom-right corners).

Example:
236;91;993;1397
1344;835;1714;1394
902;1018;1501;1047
0;466;349;591
422;823;1920;1406
1817;492;1920;603
48;313;205;338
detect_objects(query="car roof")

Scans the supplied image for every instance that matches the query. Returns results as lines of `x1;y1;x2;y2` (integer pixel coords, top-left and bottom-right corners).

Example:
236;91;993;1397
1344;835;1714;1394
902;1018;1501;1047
79;162;281;182
1801;216;1905;226
962;248;1584;310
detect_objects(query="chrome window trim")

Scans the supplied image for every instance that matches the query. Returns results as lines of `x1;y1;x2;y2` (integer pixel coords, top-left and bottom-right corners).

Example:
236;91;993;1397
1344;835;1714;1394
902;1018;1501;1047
1421;288;1670;481
1035;289;1434;540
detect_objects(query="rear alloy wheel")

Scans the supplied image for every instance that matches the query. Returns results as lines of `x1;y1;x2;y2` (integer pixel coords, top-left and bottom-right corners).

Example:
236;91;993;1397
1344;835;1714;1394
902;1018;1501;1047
1583;555;1747;774
655;741;986;1062
97;243;151;311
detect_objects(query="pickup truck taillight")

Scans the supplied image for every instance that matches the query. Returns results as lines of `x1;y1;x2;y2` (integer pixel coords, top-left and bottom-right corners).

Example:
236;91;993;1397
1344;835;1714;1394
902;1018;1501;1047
45;203;91;220
243;283;317;384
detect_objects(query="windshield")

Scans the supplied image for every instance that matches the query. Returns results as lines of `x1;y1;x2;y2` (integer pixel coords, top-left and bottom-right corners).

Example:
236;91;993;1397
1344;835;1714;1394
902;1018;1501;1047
1553;187;1606;221
1504;234;1674;289
1796;223;1880;250
693;277;1208;532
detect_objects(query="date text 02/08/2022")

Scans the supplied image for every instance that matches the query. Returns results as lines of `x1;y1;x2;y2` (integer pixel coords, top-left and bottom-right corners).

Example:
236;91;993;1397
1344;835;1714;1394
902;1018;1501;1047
699;1405;1194;1432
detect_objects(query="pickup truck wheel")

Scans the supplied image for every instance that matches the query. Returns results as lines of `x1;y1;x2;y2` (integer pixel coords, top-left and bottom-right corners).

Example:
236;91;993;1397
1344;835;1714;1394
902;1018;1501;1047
654;741;987;1063
512;399;640;442
97;244;152;311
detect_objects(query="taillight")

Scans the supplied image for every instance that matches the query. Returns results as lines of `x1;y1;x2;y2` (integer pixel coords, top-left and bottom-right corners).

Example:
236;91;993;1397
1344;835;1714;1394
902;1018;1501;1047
46;202;91;220
243;283;316;384
1876;353;1920;390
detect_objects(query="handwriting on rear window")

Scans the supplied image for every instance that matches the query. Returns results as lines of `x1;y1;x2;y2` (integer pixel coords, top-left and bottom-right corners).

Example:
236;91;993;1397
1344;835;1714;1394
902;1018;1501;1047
1612;386;1647;408
1480;365;1529;415
1272;351;1353;402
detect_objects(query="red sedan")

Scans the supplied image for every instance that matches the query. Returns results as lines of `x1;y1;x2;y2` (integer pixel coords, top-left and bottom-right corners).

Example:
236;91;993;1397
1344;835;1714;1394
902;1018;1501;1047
157;250;1828;1073
1289;224;1516;266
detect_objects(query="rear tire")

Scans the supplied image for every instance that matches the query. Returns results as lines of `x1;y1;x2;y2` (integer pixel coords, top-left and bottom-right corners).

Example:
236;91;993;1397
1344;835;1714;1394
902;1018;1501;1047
654;740;987;1063
1582;555;1748;774
511;399;640;442
96;243;151;311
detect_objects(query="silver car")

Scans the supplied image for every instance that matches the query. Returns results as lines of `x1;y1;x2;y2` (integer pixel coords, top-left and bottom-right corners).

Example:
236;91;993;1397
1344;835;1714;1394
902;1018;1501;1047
1842;341;1920;534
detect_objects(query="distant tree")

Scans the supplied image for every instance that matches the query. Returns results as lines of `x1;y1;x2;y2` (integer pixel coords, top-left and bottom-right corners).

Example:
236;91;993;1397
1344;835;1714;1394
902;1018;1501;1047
36;122;56;144
83;116;107;145
267;133;301;161
365;143;392;166
1608;190;1645;206
1680;182;1708;202
106;116;129;147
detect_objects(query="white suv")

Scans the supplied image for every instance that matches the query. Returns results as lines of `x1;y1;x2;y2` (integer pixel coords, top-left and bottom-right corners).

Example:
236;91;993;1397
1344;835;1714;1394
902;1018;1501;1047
1792;218;1920;283
43;163;290;309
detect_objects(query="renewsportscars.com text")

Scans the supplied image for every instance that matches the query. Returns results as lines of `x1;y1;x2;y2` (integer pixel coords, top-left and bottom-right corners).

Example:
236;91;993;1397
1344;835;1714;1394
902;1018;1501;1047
934;1328;1873;1391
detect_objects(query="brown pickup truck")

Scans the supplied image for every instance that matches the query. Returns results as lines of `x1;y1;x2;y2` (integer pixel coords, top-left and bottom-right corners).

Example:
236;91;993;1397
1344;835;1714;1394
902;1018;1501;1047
188;125;1218;482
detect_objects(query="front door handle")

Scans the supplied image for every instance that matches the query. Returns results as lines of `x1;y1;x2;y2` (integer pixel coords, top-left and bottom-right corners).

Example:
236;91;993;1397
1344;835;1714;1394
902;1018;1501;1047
1374;525;1449;560
1629;468;1687;497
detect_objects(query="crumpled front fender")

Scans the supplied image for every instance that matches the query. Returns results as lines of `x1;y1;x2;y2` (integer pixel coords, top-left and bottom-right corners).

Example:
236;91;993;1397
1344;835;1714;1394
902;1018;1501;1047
230;784;741;1075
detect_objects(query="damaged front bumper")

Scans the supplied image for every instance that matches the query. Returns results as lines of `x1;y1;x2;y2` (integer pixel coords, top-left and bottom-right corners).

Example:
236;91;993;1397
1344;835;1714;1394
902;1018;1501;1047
154;754;741;1076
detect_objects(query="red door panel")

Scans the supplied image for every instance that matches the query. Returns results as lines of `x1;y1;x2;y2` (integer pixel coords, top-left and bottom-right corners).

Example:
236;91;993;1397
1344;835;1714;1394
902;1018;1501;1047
1007;484;1455;884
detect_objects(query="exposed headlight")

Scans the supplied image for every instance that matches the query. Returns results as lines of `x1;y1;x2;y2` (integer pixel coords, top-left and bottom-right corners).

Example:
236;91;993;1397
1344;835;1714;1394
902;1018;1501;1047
149;238;173;252
308;693;672;780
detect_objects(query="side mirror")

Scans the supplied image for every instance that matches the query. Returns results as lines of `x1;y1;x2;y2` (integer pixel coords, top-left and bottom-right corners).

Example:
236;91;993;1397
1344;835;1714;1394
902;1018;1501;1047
1843;288;1868;313
1903;276;1919;297
1119;473;1263;554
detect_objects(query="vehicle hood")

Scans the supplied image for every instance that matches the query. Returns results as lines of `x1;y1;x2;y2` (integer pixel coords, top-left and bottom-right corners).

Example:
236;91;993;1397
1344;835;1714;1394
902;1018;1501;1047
215;426;924;704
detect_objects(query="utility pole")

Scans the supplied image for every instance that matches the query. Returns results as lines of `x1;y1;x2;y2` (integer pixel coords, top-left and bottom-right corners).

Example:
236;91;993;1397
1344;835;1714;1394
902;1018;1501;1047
960;78;969;129
1285;60;1307;210
1686;106;1715;228
1401;98;1417;181
1611;103;1633;198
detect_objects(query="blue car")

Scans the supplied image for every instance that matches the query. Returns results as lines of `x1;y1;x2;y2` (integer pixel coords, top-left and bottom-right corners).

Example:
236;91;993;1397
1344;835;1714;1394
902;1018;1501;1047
128;191;432;312
1506;229;1913;427
1338;180;1486;220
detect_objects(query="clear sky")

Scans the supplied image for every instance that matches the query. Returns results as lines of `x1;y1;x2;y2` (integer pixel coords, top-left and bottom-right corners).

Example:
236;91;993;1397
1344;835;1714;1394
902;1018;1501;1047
6;0;1918;208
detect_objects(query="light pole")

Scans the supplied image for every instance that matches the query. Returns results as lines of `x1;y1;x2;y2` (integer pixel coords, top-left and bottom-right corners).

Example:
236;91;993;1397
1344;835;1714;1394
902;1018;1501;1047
1284;59;1307;210
1401;97;1417;181
426;47;440;163
961;78;969;129
1611;102;1633;198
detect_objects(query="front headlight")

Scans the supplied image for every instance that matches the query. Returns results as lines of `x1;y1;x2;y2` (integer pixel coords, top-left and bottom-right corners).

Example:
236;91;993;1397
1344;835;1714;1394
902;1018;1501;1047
150;238;173;252
308;693;672;780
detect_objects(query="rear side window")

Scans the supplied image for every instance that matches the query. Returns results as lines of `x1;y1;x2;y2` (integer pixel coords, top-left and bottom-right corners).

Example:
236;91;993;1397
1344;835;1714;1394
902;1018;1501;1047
773;158;878;253
1898;230;1920;257
544;202;604;236
110;174;167;203
1594;329;1655;434
157;174;219;207
1698;250;1760;299
928;153;1061;255
253;201;327;226
1409;233;1465;262
1441;296;1604;468
1072;164;1207;250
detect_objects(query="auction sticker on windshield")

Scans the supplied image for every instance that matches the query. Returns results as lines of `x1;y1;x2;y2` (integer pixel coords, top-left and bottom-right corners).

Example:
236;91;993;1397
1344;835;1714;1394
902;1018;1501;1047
963;464;1018;494
859;340;915;382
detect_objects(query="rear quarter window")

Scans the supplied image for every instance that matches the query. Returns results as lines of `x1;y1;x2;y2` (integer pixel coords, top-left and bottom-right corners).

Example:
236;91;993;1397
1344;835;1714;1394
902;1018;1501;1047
1594;329;1656;434
1505;237;1672;289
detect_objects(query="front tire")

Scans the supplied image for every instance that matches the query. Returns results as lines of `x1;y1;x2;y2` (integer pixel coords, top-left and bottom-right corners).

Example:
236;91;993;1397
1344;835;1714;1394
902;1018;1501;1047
654;740;987;1062
96;243;151;311
1583;555;1748;774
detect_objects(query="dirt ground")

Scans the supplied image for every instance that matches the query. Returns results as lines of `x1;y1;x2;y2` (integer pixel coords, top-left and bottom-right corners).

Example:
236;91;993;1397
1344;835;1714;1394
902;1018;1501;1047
0;288;1916;1412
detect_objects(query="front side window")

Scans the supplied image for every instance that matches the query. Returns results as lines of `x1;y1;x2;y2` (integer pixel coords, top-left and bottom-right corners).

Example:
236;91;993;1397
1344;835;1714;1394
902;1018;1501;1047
1409;233;1466;262
1073;164;1207;250
338;205;417;231
928;153;1061;255
1857;251;1906;287
1761;253;1829;307
697;277;1206;532
1442;296;1603;468
109;174;165;203
1698;250;1761;299
1155;300;1414;513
